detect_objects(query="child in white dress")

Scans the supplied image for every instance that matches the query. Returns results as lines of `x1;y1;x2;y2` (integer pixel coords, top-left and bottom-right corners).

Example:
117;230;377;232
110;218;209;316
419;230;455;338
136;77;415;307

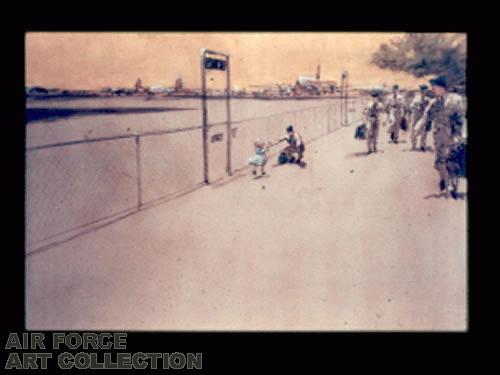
248;138;271;176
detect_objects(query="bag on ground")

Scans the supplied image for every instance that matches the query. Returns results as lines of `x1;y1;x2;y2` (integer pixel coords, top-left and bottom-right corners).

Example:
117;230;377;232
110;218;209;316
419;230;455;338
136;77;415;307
446;142;466;177
400;117;408;131
355;124;367;140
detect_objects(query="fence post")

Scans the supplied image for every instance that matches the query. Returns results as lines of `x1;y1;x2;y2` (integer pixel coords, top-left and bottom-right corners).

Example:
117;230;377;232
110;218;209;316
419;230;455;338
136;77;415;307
345;88;349;126
200;49;209;184
135;136;142;209
226;55;232;176
327;104;331;133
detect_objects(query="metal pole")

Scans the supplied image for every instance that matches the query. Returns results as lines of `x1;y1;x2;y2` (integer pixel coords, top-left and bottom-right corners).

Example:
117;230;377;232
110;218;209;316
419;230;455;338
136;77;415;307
340;75;344;126
345;76;349;126
326;104;330;133
135;136;142;209
200;49;209;184
226;55;232;176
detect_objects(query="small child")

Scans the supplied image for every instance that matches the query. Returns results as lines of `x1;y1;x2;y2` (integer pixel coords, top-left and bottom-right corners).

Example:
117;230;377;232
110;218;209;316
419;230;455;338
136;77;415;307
249;138;272;176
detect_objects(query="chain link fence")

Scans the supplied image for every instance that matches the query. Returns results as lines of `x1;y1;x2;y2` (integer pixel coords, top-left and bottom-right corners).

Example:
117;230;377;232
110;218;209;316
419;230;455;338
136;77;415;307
26;96;366;254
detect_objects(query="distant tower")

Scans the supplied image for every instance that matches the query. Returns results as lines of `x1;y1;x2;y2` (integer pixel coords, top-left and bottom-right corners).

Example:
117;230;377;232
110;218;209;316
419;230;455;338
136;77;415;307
135;78;143;92
316;65;321;80
175;76;183;92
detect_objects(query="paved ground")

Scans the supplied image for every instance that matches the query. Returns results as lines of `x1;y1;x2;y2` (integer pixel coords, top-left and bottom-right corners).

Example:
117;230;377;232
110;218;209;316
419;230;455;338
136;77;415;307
26;125;467;331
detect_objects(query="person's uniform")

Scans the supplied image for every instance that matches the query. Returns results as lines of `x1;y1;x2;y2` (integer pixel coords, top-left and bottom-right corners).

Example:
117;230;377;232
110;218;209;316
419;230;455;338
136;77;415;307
431;92;467;193
363;96;385;153
402;93;413;133
385;91;405;143
282;131;305;162
410;92;432;150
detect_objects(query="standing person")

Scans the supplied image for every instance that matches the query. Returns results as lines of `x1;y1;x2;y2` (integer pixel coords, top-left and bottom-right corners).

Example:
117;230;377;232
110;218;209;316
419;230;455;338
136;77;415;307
410;85;433;151
248;138;271;176
428;76;467;196
401;90;413;133
386;84;405;143
276;125;305;164
364;90;385;153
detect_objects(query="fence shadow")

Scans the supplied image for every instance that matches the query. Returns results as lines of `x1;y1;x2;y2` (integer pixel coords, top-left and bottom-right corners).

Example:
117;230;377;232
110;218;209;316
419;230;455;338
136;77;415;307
210;170;249;188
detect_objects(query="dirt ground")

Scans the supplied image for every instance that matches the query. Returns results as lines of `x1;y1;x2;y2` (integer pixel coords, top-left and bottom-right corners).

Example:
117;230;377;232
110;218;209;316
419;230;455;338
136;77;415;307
26;125;467;331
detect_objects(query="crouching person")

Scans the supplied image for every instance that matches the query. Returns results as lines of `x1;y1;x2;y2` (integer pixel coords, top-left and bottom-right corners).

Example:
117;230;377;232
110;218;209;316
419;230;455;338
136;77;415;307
276;125;305;164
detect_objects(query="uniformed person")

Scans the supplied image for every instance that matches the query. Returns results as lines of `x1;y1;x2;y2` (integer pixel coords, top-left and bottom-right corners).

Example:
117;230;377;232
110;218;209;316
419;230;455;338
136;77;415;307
363;89;385;153
402;91;413;133
385;84;405;143
276;125;305;164
409;84;433;151
428;76;467;196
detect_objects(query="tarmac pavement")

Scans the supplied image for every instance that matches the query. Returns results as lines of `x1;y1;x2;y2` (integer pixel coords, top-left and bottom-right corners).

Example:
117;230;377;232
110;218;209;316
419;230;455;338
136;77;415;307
26;125;467;330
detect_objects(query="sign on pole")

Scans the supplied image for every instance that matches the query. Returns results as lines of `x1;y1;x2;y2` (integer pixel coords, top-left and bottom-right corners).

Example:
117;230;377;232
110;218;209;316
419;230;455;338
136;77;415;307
204;57;227;71
200;49;232;184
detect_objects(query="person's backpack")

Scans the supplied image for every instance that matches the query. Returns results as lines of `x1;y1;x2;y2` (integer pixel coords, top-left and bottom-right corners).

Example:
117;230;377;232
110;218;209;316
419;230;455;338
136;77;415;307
355;124;367;140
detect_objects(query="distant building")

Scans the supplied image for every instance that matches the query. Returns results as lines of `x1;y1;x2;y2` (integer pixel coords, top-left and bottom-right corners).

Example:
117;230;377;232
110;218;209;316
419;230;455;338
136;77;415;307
135;78;144;92
295;71;337;96
149;85;174;95
297;75;317;86
175;76;183;92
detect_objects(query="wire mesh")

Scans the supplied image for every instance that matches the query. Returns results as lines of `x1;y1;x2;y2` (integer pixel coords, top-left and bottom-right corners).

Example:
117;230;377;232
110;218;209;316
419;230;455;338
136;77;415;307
26;96;366;252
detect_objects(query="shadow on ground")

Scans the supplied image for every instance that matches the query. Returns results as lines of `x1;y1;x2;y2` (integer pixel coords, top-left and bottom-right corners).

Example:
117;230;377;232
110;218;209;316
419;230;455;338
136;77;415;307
424;192;467;200
345;151;384;159
210;171;249;188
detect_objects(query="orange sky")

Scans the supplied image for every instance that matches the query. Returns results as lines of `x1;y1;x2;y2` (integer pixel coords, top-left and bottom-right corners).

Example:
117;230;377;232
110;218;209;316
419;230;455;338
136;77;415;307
26;32;438;90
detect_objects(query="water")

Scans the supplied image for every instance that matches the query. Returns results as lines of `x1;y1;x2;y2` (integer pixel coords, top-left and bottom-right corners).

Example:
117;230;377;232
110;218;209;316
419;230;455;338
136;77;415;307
26;97;346;148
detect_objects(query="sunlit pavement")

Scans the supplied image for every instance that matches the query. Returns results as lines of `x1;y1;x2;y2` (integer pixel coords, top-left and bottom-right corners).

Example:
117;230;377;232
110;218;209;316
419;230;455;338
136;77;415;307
26;126;467;331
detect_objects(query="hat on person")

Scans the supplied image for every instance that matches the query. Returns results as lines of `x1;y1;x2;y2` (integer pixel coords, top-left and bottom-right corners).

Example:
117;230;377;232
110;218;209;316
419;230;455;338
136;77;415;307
286;125;294;132
419;84;429;91
370;89;380;97
393;84;399;90
429;76;448;89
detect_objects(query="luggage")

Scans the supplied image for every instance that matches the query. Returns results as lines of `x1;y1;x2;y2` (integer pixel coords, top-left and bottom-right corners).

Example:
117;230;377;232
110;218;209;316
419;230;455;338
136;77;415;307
355;124;367;140
447;142;466;178
425;119;432;132
390;129;397;142
278;152;289;164
450;113;464;137
400;117;408;131
278;145;298;164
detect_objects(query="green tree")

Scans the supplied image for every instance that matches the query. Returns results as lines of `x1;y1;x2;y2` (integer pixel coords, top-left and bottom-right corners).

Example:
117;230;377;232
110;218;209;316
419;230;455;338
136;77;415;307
371;33;466;90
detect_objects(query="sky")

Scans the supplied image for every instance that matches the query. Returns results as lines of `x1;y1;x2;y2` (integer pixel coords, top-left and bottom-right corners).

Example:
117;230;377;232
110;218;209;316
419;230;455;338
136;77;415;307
26;32;434;91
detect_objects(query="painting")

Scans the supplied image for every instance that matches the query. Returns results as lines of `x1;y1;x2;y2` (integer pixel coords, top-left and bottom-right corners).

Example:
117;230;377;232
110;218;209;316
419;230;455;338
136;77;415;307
25;32;467;331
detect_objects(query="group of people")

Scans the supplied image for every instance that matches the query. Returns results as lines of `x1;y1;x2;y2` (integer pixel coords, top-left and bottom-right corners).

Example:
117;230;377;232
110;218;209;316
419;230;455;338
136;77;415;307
363;76;467;198
247;76;467;199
